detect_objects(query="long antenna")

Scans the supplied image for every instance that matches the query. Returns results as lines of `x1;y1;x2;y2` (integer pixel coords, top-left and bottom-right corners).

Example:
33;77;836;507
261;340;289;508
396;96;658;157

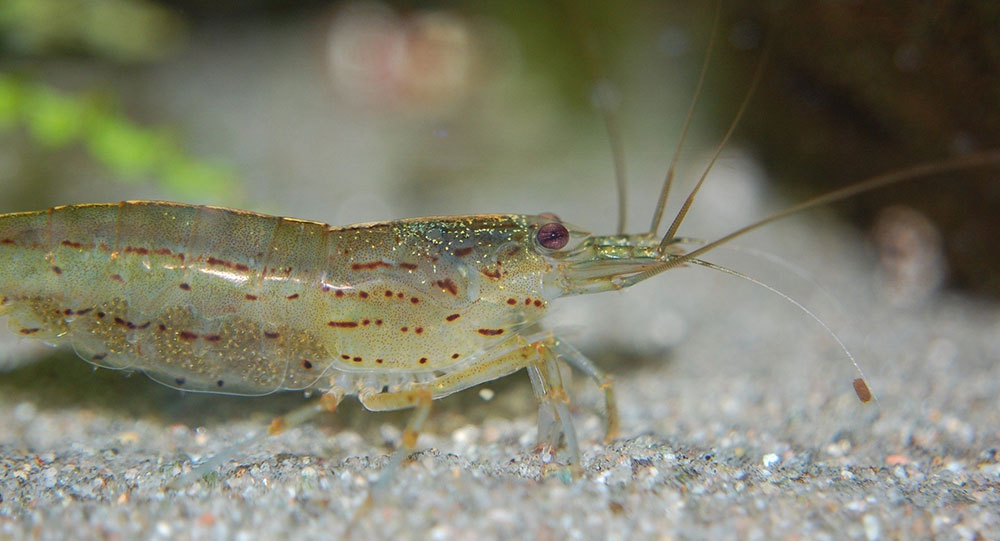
689;258;878;406
658;37;770;252
649;0;722;235
593;82;629;234
623;150;1000;284
560;0;629;234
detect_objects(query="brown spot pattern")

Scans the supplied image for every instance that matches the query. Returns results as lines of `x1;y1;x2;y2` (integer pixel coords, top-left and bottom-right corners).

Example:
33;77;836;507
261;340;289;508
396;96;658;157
328;321;359;328
205;256;250;273
351;261;392;271
435;278;458;296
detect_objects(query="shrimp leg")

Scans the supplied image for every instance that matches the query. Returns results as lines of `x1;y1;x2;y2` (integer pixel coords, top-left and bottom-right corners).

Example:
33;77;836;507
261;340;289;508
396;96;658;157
170;389;344;488
358;335;594;476
527;347;582;472
357;338;544;485
551;337;619;442
360;388;433;495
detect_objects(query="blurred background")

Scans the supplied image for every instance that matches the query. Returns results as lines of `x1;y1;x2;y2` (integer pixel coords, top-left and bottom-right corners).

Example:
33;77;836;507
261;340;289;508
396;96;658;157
0;0;998;371
3;6;999;536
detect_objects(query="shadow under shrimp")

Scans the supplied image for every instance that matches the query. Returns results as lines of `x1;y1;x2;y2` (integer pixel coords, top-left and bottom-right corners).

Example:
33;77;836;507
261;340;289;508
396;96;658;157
0;351;320;428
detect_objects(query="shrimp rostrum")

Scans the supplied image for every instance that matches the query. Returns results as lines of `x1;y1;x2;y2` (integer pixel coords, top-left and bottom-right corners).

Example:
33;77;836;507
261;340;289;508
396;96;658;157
1;141;996;480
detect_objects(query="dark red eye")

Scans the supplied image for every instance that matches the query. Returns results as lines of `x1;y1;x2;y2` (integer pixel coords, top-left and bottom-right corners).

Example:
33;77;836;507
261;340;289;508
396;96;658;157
537;222;569;250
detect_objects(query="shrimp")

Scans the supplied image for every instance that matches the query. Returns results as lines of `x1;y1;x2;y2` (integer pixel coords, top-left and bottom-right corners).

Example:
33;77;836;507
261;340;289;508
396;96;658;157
0;202;622;473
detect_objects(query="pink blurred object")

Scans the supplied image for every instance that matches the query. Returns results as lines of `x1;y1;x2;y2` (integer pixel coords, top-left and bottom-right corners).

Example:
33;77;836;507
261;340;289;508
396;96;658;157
325;2;508;113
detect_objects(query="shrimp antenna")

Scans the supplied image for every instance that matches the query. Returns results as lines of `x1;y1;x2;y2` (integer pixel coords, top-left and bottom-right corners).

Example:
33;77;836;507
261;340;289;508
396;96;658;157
623;149;1000;284
658;33;771;253
560;0;630;234
689;257;878;407
649;0;722;235
595;80;629;235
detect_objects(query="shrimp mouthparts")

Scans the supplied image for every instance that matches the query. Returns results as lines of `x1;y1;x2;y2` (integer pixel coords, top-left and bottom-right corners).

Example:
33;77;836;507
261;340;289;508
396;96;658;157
558;233;693;295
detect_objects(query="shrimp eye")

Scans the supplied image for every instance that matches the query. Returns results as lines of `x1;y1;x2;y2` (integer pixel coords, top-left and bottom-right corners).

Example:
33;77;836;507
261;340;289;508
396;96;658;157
537;222;569;250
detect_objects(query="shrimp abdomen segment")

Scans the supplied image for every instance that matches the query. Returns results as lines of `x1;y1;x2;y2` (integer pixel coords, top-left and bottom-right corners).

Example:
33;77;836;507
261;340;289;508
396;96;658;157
0;203;334;393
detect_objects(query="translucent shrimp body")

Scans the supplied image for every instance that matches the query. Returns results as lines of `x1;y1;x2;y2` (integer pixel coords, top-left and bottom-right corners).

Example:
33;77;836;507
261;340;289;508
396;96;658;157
0;202;597;399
